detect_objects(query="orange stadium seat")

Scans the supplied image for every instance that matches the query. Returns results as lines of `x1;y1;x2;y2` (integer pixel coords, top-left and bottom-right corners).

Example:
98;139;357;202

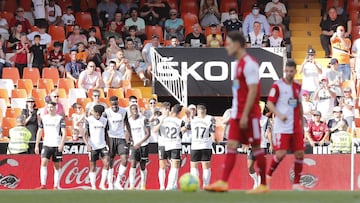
48;25;66;42
88;88;105;98
57;78;75;95
180;0;198;15
31;88;47;100
65;126;73;141
80;0;98;11
121;80;132;90
240;0;256;14
2;117;17;137
205;26;221;36
326;0;344;10
137;98;148;109
11;89;27;98
93;26;102;41
19;0;32;11
6;108;22;118
146;25;164;42
118;98;129;108
181;12;199;28
57;88;67;99
30;26;39;32
17;79;34;96
77;98;91;110
4;1;17;13
107;88;124;99
75;12;93;30
347;1;360;13
37;78;54;94
167;0;179;10
2;68;20;84
34;98;45;108
0;11;14;24
23;67;40;85
0;88;10;106
220;0;238;13
42;68;60;85
57;0;72;12
125;88;142;98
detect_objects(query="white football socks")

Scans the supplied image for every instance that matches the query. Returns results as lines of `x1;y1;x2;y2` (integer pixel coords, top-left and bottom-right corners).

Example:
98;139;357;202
190;167;199;179
40;166;47;186
89;172;96;190
129;167;136;188
140;169;147;188
158;168;165;190
203;168;211;187
53;169;60;189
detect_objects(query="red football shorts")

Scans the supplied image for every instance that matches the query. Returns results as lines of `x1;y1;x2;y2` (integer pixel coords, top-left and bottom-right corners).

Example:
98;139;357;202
273;133;305;151
228;118;261;146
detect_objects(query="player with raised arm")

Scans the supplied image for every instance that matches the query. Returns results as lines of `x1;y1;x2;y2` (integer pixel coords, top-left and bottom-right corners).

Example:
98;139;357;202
35;102;66;189
266;59;305;191
103;96;131;190
190;104;216;188
205;31;267;194
83;105;110;190
161;104;186;190
128;104;151;190
153;101;171;190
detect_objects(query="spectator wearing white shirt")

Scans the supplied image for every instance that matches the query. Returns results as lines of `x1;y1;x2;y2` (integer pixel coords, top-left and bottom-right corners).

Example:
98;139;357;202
142;35;161;75
27;22;52;47
0;15;9;40
78;61;101;91
62;6;75;26
102;60;123;91
339;87;355;128
302;90;315;124
299;48;322;96
268;26;284;47
125;8;146;42
242;4;270;37
264;0;287;25
46;0;63;26
314;76;336;121
32;0;47;27
246;21;267;48
325;58;344;106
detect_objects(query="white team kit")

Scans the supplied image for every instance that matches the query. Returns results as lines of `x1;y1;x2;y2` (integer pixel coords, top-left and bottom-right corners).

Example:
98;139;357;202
86;116;108;151
40;114;65;147
190;115;215;151
105;107;127;139
161;117;184;154
128;115;149;147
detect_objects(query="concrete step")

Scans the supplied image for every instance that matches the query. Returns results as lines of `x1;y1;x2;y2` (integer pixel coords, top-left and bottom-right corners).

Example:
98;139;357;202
288;2;321;10
290;23;320;31
291;30;321;37
291;37;320;45
288;9;320;17
291;16;321;24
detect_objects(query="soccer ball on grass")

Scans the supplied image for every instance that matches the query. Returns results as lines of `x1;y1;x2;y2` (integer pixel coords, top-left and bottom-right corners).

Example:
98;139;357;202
179;173;200;192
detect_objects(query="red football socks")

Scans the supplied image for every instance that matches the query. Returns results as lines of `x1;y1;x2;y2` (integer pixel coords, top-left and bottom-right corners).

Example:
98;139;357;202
221;148;237;181
253;149;266;185
267;155;281;177
294;158;303;184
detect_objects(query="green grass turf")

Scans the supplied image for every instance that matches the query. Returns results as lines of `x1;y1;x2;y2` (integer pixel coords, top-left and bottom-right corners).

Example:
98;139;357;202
0;190;358;203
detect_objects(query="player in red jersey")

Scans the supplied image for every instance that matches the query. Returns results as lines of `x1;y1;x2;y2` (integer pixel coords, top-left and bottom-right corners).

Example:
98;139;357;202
205;31;267;194
266;59;305;191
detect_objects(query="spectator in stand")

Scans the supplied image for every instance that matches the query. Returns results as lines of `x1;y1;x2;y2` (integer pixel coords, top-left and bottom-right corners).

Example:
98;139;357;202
22;97;38;144
330;121;352;154
88;37;106;71
332;0;346;16
104;21;124;46
119;0;138;19
246;21;268;48
62;6;75;26
124;38;149;86
140;0;170;26
114;50;132;81
125;25;143;50
264;0;287;25
7;23;22;52
105;36;122;65
243;4;270;37
206;24;223;48
46;0;63;26
167;36;181;48
352;32;360;87
306;111;330;147
325;58;344;106
15;33;30;78
78;61;102;91
102;60;123;91
7;115;32;154
320;7;351;58
67;25;88;49
330;25;351;80
299;48;322;96
85;89;107;116
0;38;10;78
43;89;65;118
0;15;9;40
65;49;84;83
29;35;45;73
314;76;336;121
199;0;220;28
220;8;242;33
71;102;85;138
164;9;184;41
302;90;315;124
125;8;146;42
185;23;206;48
97;0;119;27
328;106;349;135
9;7;31;34
339;87;355;128
142;35;161;76
32;0;48;27
107;11;125;36
27;22;52;48
268;26;285;47
76;42;88;66
47;41;65;77
88;27;105;50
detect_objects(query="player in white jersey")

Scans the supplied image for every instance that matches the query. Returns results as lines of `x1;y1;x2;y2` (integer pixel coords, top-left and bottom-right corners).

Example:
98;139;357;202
35;102;66;189
83;105;110;190
153;101;171;190
128;104;150;190
190;104;216;188
103;96;130;190
247;112;273;189
160;104;186;190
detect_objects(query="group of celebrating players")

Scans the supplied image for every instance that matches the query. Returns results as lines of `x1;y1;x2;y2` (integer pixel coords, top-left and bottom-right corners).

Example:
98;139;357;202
34;31;305;193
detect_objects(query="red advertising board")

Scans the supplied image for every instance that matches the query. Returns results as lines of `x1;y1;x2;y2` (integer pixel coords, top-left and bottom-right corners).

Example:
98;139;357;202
0;154;357;190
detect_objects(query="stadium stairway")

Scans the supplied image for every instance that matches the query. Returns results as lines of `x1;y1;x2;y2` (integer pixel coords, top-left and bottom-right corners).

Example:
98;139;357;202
287;0;327;82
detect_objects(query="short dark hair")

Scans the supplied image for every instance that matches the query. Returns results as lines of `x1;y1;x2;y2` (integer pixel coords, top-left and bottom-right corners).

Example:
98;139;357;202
272;26;280;32
253;21;261;25
34;34;41;39
66;5;72;10
162;101;171;108
48;101;57;106
109;96;118;102
149;98;157;103
129;25;137;32
197;103;206;110
130;7;138;13
93;105;105;114
172;104;183;114
170;36;178;40
227;31;246;48
109;60;116;65
115;10;123;15
286;59;297;68
88;27;96;33
228;8;237;13
126;38;134;43
129;95;137;101
108;36;115;40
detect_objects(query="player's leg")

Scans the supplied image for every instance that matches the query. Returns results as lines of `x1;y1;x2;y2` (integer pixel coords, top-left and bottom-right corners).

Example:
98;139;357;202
158;146;167;190
99;148;110;190
128;147;138;190
38;146;51;189
201;149;212;187
292;132;305;190
166;150;181;190
107;138;116;190
247;150;259;189
114;140;129;190
52;148;63;189
139;146;149;190
190;150;199;179
89;150;99;190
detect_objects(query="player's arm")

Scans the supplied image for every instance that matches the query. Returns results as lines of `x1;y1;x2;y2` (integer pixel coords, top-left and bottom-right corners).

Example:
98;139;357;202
34;121;44;154
83;120;91;152
305;126;316;147
267;84;287;121
59;118;66;152
265;119;273;152
320;128;330;145
180;120;187;134
210;116;217;143
124;113;132;144
134;119;151;149
105;121;110;148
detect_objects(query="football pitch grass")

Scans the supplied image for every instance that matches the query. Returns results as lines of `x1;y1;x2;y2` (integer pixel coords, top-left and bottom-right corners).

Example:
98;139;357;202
0;190;359;203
